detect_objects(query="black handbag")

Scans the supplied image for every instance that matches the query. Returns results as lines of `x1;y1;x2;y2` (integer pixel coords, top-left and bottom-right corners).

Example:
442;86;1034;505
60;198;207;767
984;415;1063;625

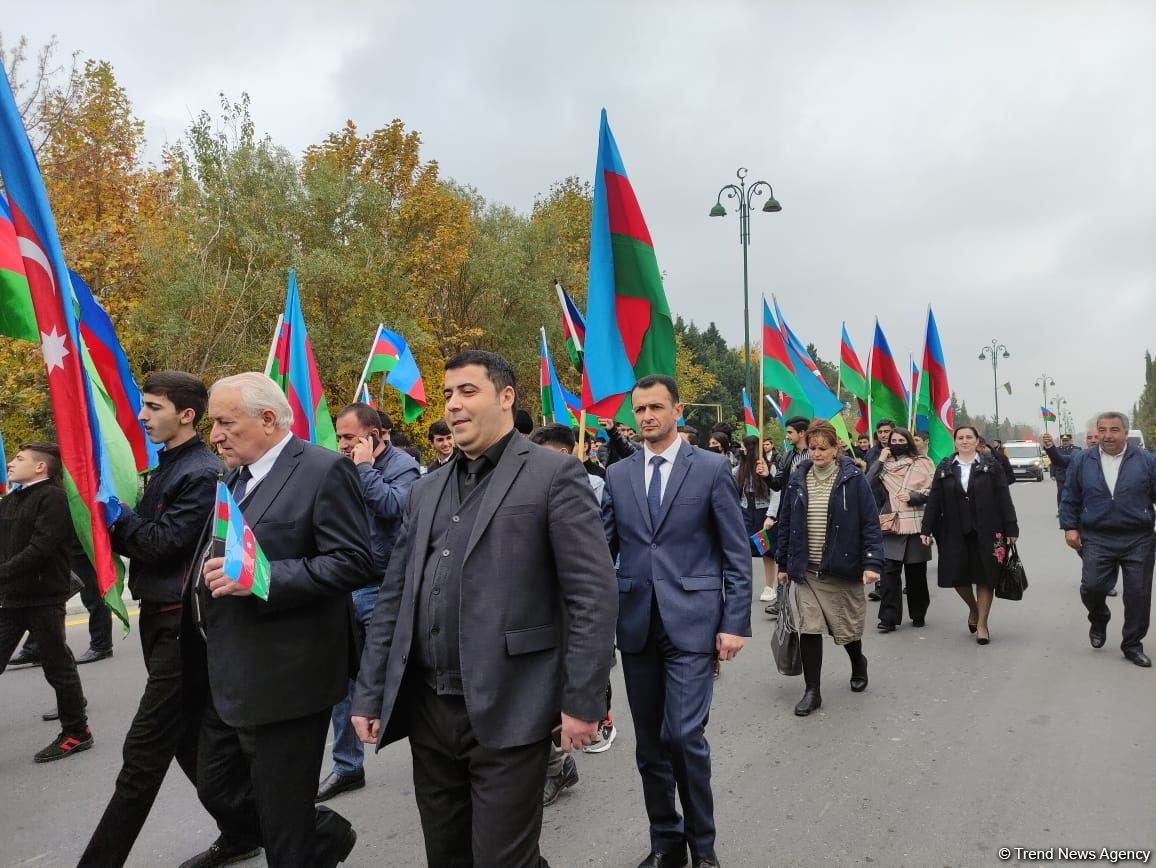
995;543;1028;601
771;583;802;676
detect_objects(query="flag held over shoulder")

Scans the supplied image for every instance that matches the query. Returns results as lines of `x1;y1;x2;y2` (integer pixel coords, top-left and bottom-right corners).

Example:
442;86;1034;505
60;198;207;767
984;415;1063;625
213;482;270;600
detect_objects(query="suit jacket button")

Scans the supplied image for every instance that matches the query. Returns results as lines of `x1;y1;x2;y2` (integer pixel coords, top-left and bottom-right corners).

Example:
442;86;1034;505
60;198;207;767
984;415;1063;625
402;654;407;664
651;543;657;550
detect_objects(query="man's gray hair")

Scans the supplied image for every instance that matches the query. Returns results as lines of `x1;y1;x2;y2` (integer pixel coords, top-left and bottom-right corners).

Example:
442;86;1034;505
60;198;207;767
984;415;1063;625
1096;411;1130;429
210;372;293;430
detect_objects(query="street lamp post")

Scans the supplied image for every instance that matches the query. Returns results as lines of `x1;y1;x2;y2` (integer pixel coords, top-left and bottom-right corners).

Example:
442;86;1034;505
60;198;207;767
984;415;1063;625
710;167;781;397
1053;395;1069;435
1035;374;1055;433
978;339;1010;440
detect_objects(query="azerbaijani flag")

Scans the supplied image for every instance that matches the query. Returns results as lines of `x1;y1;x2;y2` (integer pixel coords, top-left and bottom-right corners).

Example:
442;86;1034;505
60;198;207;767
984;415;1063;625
359;382;376;409
0;66;138;624
761;298;811;419
269;270;337;449
869;320;908;431
213;481;270;600
71;270;158;474
358;324;427;423
0;197;37;341
555;281;586;374
1041;406;1057;422
774;297;827;385
581;110;675;423
742;388;758;436
540;328;580;427
915;307;955;463
765;393;786;426
839;323;868;401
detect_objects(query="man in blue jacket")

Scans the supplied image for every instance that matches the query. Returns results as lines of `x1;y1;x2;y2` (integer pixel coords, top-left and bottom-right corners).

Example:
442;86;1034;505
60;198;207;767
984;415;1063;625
318;403;420;801
1060;412;1156;668
602;374;751;868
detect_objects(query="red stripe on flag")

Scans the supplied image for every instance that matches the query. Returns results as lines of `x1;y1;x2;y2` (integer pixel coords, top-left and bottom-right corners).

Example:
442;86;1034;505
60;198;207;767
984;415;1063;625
762;323;792;367
615;294;652;366
604;171;654;247
373;336;400;359
840;341;866;377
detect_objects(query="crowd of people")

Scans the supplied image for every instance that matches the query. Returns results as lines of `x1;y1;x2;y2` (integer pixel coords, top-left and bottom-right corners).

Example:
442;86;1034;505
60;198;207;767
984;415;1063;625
1;352;1153;867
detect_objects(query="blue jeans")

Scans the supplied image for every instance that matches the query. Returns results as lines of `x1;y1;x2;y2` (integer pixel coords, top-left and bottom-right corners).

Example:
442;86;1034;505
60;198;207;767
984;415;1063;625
330;585;378;776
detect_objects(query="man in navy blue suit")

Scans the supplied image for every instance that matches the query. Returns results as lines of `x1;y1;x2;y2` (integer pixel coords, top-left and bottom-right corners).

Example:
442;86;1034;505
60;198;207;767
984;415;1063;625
602;374;752;868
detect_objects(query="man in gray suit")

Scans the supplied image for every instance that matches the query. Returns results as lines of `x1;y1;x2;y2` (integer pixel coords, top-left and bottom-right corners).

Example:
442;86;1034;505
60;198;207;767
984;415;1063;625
351;350;618;868
603;374;751;868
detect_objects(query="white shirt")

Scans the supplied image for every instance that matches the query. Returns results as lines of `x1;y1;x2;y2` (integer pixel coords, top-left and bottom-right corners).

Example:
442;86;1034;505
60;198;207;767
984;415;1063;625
1099;445;1127;496
241;431;293;498
642;438;683;501
954;453;979;490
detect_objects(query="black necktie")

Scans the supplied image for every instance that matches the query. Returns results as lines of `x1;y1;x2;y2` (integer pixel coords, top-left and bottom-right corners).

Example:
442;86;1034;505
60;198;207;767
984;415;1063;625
233;466;253;503
461;457;486;501
647;456;665;525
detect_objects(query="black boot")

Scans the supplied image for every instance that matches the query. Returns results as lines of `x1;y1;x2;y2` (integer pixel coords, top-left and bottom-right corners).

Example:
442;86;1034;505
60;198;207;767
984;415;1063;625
846;641;868;692
795;634;823;716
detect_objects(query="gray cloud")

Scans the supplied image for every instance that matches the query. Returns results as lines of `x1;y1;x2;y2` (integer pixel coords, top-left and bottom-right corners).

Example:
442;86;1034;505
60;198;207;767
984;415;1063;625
15;0;1155;429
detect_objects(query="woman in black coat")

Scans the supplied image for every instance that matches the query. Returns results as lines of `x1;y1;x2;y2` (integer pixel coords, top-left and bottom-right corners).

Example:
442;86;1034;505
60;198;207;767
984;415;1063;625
921;426;1019;645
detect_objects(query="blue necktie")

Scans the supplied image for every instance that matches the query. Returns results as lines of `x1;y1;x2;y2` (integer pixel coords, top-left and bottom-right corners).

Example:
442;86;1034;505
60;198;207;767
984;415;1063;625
232;466;253;503
647;455;665;525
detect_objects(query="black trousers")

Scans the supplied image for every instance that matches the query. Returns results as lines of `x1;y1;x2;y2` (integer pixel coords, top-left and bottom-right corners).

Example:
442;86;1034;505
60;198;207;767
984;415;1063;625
1080;529;1154;652
0;603;87;734
79;606;208;868
879;559;930;626
405;679;551;868
196;696;352;867
20;553;112;658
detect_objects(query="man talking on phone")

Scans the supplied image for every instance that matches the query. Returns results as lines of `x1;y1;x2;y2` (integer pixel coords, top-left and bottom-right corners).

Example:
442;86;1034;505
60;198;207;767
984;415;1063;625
317;404;420;801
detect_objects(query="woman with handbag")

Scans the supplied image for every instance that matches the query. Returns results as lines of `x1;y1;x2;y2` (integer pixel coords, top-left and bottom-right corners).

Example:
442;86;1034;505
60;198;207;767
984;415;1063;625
866;428;935;631
920;426;1019;645
776;420;883;717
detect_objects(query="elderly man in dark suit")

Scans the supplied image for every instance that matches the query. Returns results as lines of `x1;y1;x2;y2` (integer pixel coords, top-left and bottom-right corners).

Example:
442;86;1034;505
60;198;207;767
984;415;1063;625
603;374;751;868
179;372;373;868
351;349;618;868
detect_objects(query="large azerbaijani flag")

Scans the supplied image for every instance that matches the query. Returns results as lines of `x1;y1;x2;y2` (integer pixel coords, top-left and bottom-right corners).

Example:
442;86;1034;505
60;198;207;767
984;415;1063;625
774;296;827;386
914;307;955;463
539;328;577;426
269;270;337;449
742;388;758;437
581;110;675;423
357;324;427;423
555;281;586;374
869;320;909;432
71;270;158;473
213;481;270;600
0;67;139;624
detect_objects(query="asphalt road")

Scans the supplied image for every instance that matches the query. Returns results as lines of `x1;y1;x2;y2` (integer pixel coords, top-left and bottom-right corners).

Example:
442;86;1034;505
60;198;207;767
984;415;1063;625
3;480;1154;867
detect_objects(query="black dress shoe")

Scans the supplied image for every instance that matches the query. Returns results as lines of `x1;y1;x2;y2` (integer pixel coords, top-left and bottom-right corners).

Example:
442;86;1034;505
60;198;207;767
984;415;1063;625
1089;625;1107;649
315;769;365;803
794;686;822;716
1106;588;1118;597
876;621;896;632
177;837;261;868
8;648;41;668
1123;648;1152;668
76;647;113;665
867;591;881;601
912;617;925;627
637;849;689;868
850;655;868;693
542;754;578;807
695;858;722;868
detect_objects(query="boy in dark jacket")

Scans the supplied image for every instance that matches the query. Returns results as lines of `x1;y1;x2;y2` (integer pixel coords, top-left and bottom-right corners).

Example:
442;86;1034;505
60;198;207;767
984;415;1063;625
0;442;93;762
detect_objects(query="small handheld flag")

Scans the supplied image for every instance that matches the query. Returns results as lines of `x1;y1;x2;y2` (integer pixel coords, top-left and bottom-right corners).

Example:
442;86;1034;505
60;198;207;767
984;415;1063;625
357;324;427;423
1041;406;1057;421
751;529;773;557
213;482;270;600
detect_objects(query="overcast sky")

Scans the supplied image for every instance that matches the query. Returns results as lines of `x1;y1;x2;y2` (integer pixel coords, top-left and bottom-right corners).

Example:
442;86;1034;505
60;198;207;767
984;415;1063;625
15;1;1155;431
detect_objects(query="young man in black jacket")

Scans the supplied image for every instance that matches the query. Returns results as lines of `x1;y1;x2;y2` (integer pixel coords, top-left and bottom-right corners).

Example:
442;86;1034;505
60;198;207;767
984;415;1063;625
0;442;93;762
79;372;239;868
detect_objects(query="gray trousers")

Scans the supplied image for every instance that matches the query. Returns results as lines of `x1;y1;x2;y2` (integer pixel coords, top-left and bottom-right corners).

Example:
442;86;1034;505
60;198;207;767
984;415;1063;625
1079;529;1154;652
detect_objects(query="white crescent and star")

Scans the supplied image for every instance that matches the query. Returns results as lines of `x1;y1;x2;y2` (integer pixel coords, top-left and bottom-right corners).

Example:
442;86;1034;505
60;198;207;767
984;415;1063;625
40;326;70;372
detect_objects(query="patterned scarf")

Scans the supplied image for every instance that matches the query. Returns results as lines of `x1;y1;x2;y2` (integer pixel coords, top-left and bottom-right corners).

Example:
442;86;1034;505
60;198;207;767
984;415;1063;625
881;455;934;535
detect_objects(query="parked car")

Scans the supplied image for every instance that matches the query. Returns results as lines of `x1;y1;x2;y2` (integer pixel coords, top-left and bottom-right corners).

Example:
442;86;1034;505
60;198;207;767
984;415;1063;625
1002;440;1046;481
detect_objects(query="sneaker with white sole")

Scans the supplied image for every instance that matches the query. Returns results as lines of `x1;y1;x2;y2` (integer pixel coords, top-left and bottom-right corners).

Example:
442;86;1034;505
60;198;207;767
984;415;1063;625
759;586;776;603
583;721;617;754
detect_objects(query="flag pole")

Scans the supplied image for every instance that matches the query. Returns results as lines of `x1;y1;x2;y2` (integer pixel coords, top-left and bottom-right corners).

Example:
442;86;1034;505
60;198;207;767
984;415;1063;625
866;318;876;432
353;324;381;402
262;314;284;377
577;369;589;459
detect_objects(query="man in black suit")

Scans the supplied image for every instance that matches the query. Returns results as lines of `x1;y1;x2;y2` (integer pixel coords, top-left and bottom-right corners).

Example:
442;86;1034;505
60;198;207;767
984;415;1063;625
179;372;373;868
351;350;618;868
